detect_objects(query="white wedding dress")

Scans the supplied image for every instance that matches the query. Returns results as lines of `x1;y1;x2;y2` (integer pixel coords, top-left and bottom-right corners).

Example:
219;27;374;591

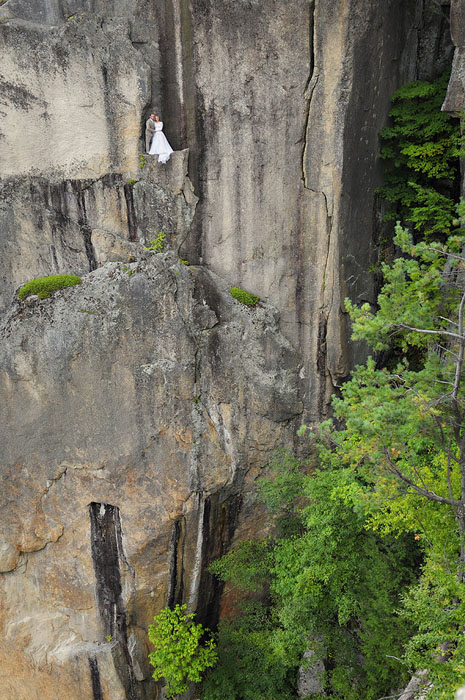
148;122;173;163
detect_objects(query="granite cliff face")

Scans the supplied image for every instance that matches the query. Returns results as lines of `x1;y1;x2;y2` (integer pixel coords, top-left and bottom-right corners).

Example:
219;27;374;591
0;0;457;698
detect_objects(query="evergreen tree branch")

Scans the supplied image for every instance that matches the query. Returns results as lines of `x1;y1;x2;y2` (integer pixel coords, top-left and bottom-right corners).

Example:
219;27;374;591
395;323;462;340
383;447;459;506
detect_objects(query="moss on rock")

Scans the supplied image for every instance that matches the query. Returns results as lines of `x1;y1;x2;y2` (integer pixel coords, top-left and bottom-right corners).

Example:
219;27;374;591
18;274;82;300
230;287;259;307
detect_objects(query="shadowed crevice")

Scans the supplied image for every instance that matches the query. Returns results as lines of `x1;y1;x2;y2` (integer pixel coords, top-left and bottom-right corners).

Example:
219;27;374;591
167;516;186;609
89;502;140;700
88;655;104;700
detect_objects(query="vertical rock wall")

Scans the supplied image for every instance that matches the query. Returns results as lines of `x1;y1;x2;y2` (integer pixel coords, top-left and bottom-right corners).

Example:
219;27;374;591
183;0;453;418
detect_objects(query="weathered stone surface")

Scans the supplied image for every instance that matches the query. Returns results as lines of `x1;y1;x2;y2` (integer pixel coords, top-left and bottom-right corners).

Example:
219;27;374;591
443;46;465;113
183;0;451;419
444;0;465;114
0;16;149;179
398;671;432;700
0;0;453;415
0;254;300;698
297;649;325;697
451;0;465;47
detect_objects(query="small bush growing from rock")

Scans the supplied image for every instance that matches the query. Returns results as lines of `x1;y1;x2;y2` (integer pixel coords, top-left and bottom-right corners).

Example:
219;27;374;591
148;604;217;698
18;274;81;300
230;287;259;307
144;232;166;253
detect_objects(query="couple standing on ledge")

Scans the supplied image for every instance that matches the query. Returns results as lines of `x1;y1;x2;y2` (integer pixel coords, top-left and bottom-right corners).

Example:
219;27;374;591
145;113;173;163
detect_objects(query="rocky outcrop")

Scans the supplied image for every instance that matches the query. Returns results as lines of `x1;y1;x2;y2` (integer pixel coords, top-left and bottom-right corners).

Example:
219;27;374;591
297;649;325;697
0;151;197;315
398;672;432;700
0;254;301;698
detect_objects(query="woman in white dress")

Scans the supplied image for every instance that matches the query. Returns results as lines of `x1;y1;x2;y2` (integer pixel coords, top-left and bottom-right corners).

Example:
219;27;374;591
148;115;173;163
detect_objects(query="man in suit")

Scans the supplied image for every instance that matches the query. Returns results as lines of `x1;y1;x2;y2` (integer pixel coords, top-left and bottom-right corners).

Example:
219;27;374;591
145;113;156;153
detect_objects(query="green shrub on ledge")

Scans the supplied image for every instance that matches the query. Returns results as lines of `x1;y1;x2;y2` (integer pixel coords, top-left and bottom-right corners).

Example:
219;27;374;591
230;287;259;307
18;274;82;300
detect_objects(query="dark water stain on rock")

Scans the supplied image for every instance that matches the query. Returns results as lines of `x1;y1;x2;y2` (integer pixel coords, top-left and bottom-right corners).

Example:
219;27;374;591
196;492;243;631
88;655;104;700
167;516;186;608
89;502;141;700
89;502;127;642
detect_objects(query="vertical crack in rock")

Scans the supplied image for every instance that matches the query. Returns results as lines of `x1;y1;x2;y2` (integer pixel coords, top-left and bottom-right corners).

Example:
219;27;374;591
188;346;205;494
319;188;332;309
159;0;189;151
101;64;119;170
76;186;97;271
88;656;104;700
316;314;328;377
50;244;59;271
318;190;334;415
123;184;138;242
416;0;426;77
187;493;206;612
180;0;196;153
89;503;139;700
302;0;318;188
172;0;186;144
167;517;186;608
176;180;199;255
81;223;98;271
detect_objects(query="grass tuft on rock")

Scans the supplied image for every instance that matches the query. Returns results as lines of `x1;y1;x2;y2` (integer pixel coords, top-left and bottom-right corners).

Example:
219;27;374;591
18;274;82;300
230;287;259;307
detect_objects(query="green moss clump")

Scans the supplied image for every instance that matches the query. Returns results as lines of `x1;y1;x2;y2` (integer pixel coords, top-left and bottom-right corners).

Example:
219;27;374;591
230;287;259;307
18;274;82;300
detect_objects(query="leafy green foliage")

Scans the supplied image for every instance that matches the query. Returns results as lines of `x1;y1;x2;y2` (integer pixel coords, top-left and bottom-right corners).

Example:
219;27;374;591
18;274;81;300
379;72;462;236
202;601;294;700
148;604;217;698
144;231;166;253
402;559;465;699
206;454;417;700
230;287;259;307
300;219;465;697
210;540;272;593
204;80;465;700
